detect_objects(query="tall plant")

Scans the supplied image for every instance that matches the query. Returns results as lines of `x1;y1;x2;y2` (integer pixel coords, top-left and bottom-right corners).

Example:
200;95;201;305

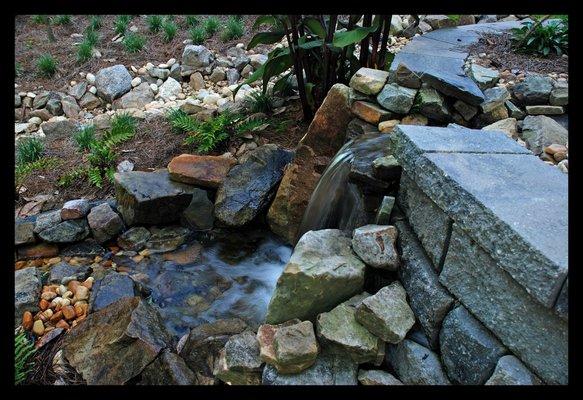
235;15;394;120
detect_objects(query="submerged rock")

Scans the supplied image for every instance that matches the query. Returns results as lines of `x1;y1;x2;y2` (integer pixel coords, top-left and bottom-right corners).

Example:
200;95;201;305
145;226;190;253
117;226;151;251
38;219;90;243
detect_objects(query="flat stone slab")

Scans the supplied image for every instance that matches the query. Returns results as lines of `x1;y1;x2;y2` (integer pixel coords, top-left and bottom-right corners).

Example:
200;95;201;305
391;125;567;307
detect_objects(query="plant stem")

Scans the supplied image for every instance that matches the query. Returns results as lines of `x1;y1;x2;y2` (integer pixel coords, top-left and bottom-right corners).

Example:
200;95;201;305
287;15;313;121
378;14;392;69
516;15;551;49
359;15;372;67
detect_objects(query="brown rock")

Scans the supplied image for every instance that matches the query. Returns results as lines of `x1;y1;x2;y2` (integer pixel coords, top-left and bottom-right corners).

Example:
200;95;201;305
50;310;64;324
17;243;59;260
167;154;236;188
56;319;70;330
74;302;88;317
257;319;301;365
62;305;76;320
73;285;89;302
39;299;50;311
162;242;203;264
190;72;205;90
41;291;57;301
67;280;80;293
378;119;401;133
351;101;394;125
22;311;33;330
543;143;568;155
401;114;428;126
81;277;94;289
35;328;64;349
553;151;567;162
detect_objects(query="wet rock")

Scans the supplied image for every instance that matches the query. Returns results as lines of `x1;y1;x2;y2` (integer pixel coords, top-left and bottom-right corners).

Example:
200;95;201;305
62;297;172;384
316;295;385;365
349;67;389;95
178;318;248;385
485;355;542;385
377;83;417;114
90;272;136;312
38;219;90;243
87;203;124;244
512;75;553;105
117;227;151;251
94;64;133;103
60;240;106;258
358;370;403;385
48;262;91;284
114;169;195;226
469;64;499;90
214;331;263;385
440;306;507;385
162;242;203;264
387;339;450;385
519;115;568;155
266;229;366;324
139;349;196;385
351;225;399;270
61;199;90;220
112;82;154;110
482;117;518;139
414;87;450;122
372;155;401;182
214;144;293;227
374;196;395;225
168;154;236;188
355;282;415;343
181;189;214;231
15;267;41;327
15;217;35;246
145;226;190;253
17;242;59;260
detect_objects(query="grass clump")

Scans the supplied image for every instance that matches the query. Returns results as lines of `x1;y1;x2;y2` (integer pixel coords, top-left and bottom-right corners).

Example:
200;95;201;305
245;91;274;114
74;125;97;150
203;16;220;37
146;15;163;33
123;32;146;53
53;15;72;25
88;15;102;30
162;19;178;42
114;15;131;35
15;329;36;385
36;54;57;77
189;26;207;44
221;16;245;41
77;41;93;63
84;28;99;46
17;137;44;164
185;15;200;27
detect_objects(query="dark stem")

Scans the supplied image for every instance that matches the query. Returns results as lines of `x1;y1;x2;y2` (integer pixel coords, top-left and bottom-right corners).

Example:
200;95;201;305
378;14;392;69
287;15;313;121
359;15;372;67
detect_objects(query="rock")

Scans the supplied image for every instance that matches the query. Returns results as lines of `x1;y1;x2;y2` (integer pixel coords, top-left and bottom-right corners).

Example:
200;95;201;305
29;108;52;121
395;63;422;89
131;77;141;87
469;64;500;90
139;350;196;385
482;118;518;139
414;87;450;122
189;72;205;90
421;70;484;106
378;119;400;133
117;227;151;251
351;101;394;125
15;218;35;246
249;54;268;69
149;67;170;80
17;242;59;260
401;113;428;125
214;331;263;385
79;92;102;109
481;86;510;113
87;203;124;243
157;77;182;101
15;267;41;327
114;169;196;226
94;65;133;103
226;68;240;85
41;119;80;137
48;262;91;284
270;321;319;373
519;115;568;155
33;210;61;235
375;196;395;224
61;199;90;220
316;295;384;365
169;63;181;81
453;100;478;121
266;229;366;324
485;355;542;385
168;154;236;188
214;144;293;227
358;370;403;385
209;67;226;83
179;99;204;115
550;82;568;106
180;189;214;231
178;318;248;385
351;225;399;270
61;95;81;119
93;113;111;130
376;83;417;114
90;272;136;312
424;15;456;30
112;82;154;110
62;297;172;384
262;350;358;385
241;64;253;78
145;226;190;253
162;242;203;264
349;67;389;95
526;105;564;115
32;320;45;336
15;94;22;107
387;339;450;385
68;82;87;100
440;306;507;385
38;219;90;243
475;103;509;127
512;75;553;105
505;100;526;119
346;118;378;137
182;45;214;73
86;73;96;84
117;160;134;173
60;240;106;258
355;282;415;343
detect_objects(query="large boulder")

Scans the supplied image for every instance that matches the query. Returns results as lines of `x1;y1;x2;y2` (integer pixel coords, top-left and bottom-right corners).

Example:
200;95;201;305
87;203;124;244
112;82;154;110
114;169;195;226
266;229;366;324
519;115;568;155
386;339;451;385
15;267;41;327
182;45;214;75
512;74;553;105
61;297;173;385
90;271;137;312
94;64;133;103
214;144;293;227
168;154;236;188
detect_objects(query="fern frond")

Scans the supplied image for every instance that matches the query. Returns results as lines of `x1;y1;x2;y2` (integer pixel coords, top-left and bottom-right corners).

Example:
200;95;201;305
87;167;103;188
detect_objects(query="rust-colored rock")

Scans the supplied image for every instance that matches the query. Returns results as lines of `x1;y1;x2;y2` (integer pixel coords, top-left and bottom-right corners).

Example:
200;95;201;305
39;299;50;311
56;319;70;330
22;311;33;330
351;101;394;125
168;154;236;188
17;243;59;260
50;310;64;324
74;302;88;318
62;305;76;320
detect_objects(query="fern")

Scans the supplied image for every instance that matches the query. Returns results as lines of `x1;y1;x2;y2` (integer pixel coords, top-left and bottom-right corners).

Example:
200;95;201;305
15;328;36;385
87;167;104;188
167;109;201;133
58;167;87;187
103;113;137;146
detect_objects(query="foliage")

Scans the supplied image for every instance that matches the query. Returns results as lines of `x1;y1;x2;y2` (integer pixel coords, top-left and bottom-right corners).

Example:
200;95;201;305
162;19;178;42
203;16;220;36
147;15;163;33
221;16;245;41
53;15;72;25
15;62;23;77
189;26;207;44
84;28;99;46
15;157;59;187
446;15;461;24
114;15;131;35
74;125;97;150
15;329;36;385
77;40;93;63
88;15;102;30
123;32;146;53
31;15;47;24
185;15;200;27
36;54;57;77
87;142;115;188
245;91;274;114
511;17;568;56
17;137;44;164
167;109;230;153
58;167;87;188
103;113;137;146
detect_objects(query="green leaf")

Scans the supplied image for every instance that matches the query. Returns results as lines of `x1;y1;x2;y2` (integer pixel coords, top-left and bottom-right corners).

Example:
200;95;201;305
299;38;324;50
253;15;280;30
332;19;380;48
247;31;286;50
262;53;294;94
305;82;316;109
304;17;327;38
273;72;292;94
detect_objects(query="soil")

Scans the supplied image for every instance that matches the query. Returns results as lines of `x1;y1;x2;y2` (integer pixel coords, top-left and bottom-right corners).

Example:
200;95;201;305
468;33;568;75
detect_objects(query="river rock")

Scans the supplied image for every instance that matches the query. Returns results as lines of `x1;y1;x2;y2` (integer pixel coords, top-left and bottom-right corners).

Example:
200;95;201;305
349;67;389;95
90;272;136;312
519;115;568;155
214;144;293;227
87;203;124;244
358;370;403;385
386;339;451;385
15;217;35;246
182;45;214;74
351;225;399;270
469;64;499;90
266;229;366;324
415;87;450;122
351;101;394;125
60;240;106;258
181;189;214;231
112;82;154;110
482;118;518;139
440;306;507;385
62;297;172;384
145;226;190;253
214;330;263;385
139;349;196;385
94;64;133;103
157;77;182;101
355;282;415;343
168;154;236;188
377;83;417;114
178;318;248;385
15;267;41;327
61;199;90;220
512;74;553;105
316;294;385;365
38;219;90;243
268;321;319;373
114;169;195;226
79;92;102;109
48;262;91;284
485;355;542;385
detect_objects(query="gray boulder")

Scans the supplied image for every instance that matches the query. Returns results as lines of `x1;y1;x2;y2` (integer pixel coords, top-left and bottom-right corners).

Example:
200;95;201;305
512;75;553;105
112;82;154;110
90;272;136;312
87;203;124;243
38;219;90;243
386;339;451;385
15;267;41;327
519;115;568;155
351;225;399;270
33;210;62;234
94;64;133;103
485;355;542;385
214;331;263;385
377;83;417;114
182;45;214;74
48;262;91;284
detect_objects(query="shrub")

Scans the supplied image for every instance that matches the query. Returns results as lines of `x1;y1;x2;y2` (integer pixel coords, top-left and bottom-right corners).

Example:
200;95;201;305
162;19;178;42
15;329;36;385
74;125;97;150
245;91;274;114
123;32;146;53
17;137;44;164
84;28;99;46
146;15;163;33
185;15;199;27
77;40;93;63
203;16;220;37
221;16;245;41
189;26;207;44
53;15;72;25
512;18;568;56
114;15;131;35
36;54;57;77
88;15;102;30
87;142;116;188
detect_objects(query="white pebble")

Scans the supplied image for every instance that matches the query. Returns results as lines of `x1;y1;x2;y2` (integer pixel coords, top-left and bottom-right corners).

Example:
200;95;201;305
89;86;97;94
150;84;158;93
167;58;176;66
86;73;96;84
27;92;36;98
131;65;138;73
131;77;141;87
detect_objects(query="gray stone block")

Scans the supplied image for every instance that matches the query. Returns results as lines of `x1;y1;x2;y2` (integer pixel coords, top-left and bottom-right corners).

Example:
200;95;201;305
386;339;450;385
485;355;543;385
554;279;568;321
439;225;568;384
